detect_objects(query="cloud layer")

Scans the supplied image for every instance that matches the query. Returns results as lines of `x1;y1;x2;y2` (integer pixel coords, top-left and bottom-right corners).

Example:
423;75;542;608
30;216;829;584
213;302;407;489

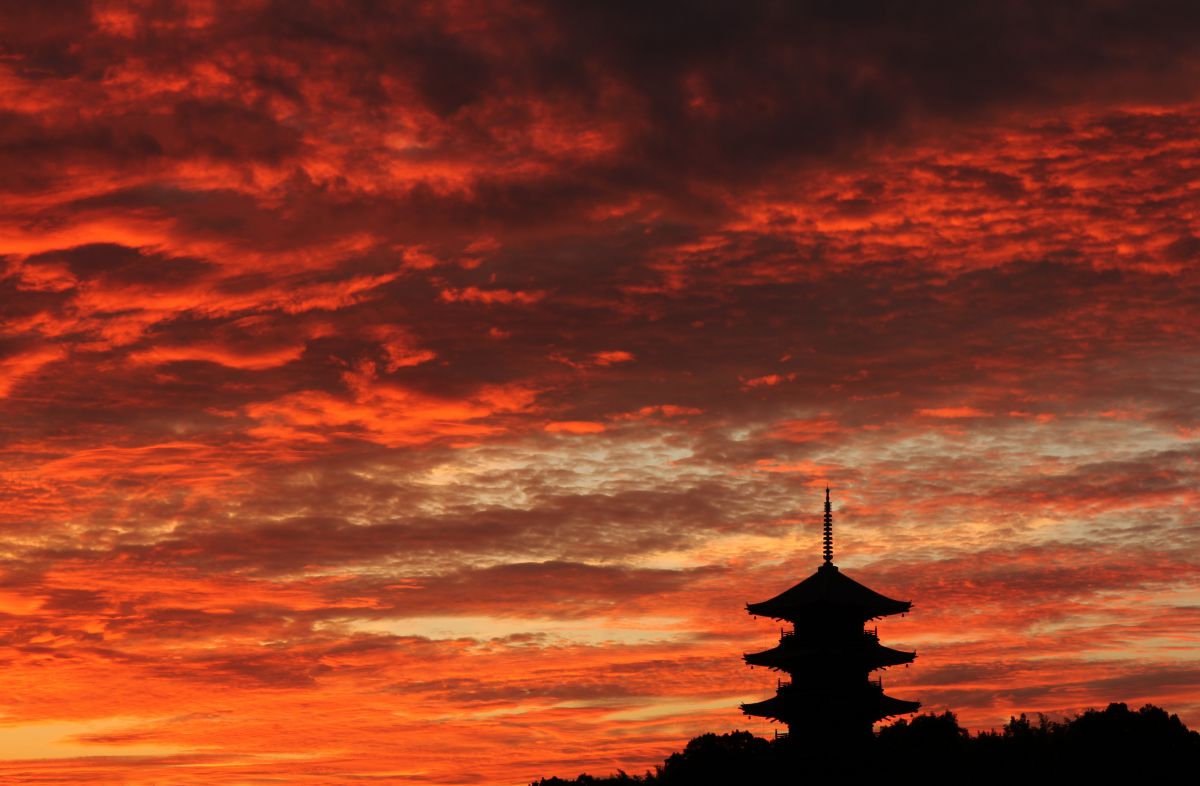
1;2;1198;782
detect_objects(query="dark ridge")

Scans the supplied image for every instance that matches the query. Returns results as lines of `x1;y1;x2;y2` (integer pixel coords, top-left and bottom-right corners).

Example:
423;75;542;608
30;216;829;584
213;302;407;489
532;702;1200;785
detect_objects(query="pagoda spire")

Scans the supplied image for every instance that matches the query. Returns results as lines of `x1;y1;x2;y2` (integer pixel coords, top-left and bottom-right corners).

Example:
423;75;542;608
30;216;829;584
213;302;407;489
823;487;833;565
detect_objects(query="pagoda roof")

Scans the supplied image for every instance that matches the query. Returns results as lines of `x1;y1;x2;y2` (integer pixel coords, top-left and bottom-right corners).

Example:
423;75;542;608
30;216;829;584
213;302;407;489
740;686;920;724
744;638;916;670
746;563;911;622
877;693;921;718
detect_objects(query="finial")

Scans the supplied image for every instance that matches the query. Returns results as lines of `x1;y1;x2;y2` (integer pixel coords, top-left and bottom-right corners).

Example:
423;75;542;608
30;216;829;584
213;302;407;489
823;487;833;565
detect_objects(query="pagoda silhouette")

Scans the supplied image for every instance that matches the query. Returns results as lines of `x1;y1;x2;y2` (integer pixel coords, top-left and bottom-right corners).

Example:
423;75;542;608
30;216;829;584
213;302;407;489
741;488;919;745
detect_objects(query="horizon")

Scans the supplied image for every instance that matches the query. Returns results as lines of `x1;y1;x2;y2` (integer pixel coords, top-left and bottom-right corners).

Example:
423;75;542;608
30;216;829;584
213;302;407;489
1;2;1198;784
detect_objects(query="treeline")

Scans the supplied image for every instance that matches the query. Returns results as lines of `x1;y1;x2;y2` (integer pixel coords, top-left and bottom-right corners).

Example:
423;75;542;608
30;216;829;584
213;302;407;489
532;702;1200;785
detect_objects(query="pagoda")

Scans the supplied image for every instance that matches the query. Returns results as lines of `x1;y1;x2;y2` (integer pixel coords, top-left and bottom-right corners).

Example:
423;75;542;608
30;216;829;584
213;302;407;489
741;488;919;745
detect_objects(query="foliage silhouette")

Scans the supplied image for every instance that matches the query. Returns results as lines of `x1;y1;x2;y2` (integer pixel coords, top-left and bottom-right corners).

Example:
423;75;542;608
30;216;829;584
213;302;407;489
531;703;1200;785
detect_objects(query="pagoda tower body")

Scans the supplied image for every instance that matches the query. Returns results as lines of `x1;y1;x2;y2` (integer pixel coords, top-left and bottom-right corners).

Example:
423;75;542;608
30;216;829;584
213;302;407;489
741;489;919;745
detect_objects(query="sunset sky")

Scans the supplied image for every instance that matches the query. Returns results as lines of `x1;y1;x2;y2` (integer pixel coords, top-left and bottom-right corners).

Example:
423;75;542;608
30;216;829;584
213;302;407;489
1;2;1199;783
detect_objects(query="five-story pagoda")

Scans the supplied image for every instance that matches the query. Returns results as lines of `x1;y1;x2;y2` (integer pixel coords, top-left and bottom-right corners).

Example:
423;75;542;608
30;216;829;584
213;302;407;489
741;489;919;745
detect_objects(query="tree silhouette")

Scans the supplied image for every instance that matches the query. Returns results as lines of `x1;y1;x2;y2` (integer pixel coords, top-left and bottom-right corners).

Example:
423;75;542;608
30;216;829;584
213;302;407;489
531;703;1200;785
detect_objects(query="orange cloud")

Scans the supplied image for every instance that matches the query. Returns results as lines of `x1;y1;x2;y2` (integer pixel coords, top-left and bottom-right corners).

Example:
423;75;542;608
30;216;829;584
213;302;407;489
440;286;546;304
0;345;65;397
544;421;607;434
917;406;990;418
127;343;306;370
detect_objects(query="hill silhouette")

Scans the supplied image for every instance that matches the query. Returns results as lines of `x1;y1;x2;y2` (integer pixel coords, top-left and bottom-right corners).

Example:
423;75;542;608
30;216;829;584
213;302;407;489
532;703;1200;785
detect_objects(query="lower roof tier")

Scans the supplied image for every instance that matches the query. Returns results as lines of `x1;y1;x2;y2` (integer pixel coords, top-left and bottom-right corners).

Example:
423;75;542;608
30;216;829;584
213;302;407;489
741;689;921;725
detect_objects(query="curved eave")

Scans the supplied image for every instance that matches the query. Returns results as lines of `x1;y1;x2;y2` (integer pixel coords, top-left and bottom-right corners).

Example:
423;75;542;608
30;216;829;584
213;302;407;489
741;695;789;723
878;694;921;718
746;565;913;622
742;692;921;724
744;645;916;670
747;598;912;622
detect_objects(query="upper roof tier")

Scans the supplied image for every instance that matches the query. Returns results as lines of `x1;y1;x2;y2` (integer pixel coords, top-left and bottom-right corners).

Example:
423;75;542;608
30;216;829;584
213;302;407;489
746;563;911;622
